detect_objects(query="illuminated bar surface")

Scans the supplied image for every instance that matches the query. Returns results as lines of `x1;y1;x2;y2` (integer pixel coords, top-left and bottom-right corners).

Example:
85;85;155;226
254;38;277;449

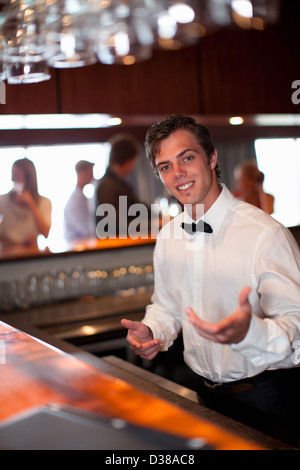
0;321;262;450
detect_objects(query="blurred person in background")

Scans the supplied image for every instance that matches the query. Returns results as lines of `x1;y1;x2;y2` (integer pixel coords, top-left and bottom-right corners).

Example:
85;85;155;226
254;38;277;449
233;160;274;214
0;158;52;247
64;160;95;241
95;133;150;238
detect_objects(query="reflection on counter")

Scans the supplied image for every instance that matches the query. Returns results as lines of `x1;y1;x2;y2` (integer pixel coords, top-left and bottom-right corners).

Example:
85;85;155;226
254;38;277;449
0;322;265;450
0;234;156;261
0;340;5;364
0;262;154;312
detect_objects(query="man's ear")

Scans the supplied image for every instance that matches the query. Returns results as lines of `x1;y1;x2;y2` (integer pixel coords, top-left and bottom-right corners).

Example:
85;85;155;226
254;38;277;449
209;149;218;170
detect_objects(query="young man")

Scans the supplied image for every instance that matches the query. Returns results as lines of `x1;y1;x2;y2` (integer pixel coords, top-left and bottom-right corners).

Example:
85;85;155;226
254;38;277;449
121;114;300;443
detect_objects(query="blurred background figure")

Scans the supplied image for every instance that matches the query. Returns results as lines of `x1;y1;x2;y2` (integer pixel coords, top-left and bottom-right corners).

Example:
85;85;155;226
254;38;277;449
95;133;150;238
63;160;95;241
233;160;275;215
0;158;52;247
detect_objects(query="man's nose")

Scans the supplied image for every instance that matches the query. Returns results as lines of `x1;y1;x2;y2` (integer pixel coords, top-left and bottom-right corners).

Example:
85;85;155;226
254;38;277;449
172;162;186;178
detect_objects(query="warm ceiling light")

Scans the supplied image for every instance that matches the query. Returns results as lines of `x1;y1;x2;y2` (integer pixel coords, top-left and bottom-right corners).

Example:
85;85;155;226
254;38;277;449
229;116;244;125
107;117;122;126
0;113;120;129
254;114;300;126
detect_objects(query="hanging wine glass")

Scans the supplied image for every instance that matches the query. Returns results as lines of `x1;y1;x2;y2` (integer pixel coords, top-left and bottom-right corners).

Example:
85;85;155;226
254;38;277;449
2;0;51;84
96;1;155;65
41;0;98;68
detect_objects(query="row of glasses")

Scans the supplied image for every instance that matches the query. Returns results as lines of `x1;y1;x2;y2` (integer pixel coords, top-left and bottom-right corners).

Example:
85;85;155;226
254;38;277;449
109;264;154;297
0;263;154;311
0;0;160;82
0;0;280;84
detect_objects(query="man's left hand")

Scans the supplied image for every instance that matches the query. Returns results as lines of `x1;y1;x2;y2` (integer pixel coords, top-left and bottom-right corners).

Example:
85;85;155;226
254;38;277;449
186;286;252;344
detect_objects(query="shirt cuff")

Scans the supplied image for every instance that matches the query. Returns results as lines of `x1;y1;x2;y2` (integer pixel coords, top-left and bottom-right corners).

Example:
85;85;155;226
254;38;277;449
231;314;291;369
231;315;261;349
141;319;170;351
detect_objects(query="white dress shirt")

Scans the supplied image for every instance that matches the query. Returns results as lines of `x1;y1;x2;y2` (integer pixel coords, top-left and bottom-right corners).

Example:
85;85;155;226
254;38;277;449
64;186;95;241
143;185;300;383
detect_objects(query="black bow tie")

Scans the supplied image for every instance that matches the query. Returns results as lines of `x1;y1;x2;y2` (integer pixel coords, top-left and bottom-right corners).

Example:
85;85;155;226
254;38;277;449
181;220;213;235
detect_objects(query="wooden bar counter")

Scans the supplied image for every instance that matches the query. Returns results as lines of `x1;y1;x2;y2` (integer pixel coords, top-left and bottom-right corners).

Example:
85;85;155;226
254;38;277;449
0;233;298;451
0;320;266;451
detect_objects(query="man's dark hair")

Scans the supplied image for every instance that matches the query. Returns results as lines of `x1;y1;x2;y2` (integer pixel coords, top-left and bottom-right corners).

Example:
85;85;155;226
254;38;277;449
145;114;221;180
109;133;140;166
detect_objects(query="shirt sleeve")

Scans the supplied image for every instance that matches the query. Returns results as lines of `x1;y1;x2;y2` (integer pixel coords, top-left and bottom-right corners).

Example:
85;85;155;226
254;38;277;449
232;225;300;370
142;237;182;351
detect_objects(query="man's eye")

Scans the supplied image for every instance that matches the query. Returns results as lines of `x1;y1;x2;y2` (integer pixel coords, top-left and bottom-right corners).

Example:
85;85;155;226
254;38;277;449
184;155;193;162
160;165;170;172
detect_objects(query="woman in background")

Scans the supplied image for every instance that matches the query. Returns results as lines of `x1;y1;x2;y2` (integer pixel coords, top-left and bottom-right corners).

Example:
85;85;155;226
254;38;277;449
0;158;52;247
233;160;275;215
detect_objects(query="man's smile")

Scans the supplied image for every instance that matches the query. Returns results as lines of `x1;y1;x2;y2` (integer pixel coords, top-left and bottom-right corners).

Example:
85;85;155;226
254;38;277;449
177;181;194;191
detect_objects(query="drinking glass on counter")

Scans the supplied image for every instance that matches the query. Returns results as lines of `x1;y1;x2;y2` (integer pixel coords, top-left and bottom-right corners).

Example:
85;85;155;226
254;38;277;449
0;262;154;311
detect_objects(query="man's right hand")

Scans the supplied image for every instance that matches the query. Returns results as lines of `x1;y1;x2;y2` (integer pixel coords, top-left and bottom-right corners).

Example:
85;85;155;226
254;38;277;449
121;319;161;360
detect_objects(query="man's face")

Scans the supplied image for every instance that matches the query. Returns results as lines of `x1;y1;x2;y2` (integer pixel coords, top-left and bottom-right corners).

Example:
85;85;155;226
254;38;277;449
11;165;26;184
234;168;256;194
81;167;94;186
155;129;219;217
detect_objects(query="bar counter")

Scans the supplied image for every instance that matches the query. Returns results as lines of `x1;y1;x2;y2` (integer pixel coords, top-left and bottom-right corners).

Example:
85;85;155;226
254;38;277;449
0;317;296;450
0;234;299;451
0;321;261;450
0;235;156;262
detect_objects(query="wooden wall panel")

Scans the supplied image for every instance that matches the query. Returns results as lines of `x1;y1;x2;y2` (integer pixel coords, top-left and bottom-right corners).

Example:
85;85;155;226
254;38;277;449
1;74;58;114
198;3;300;114
57;46;201;115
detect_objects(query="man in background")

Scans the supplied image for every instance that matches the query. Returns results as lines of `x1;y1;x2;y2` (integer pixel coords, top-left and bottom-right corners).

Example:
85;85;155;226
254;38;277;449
233;160;274;214
64;160;95;241
95;133;149;238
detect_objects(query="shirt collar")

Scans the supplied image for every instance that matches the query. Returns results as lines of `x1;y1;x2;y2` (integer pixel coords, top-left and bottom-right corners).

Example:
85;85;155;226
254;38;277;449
204;184;233;234
179;184;233;237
